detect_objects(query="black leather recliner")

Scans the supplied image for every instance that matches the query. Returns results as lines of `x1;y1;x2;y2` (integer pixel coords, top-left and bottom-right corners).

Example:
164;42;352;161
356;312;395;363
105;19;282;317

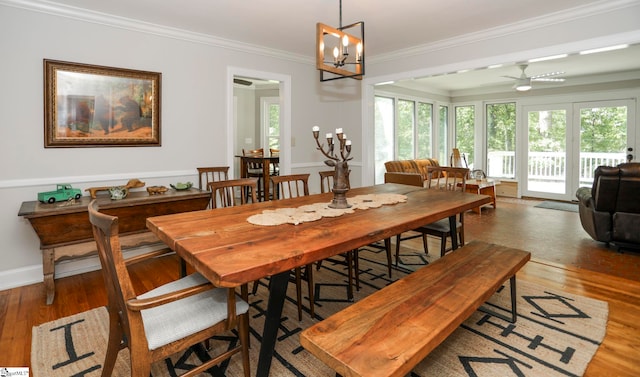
576;163;640;250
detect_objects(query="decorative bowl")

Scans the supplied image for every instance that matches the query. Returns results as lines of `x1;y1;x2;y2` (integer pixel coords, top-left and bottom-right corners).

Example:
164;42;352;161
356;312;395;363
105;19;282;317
170;182;193;190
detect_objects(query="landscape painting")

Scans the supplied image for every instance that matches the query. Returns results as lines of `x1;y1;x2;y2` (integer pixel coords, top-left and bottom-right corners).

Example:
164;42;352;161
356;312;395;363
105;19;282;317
44;59;161;147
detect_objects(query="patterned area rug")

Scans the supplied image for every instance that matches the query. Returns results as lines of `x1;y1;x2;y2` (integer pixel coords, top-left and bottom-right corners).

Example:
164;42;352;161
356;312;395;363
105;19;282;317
32;243;608;376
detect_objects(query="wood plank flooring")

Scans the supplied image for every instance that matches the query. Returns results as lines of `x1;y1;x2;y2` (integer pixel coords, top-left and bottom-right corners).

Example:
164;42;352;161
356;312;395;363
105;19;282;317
1;197;638;375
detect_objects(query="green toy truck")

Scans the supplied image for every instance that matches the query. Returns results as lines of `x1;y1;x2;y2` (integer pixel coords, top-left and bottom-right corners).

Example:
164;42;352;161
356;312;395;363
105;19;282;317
38;184;82;203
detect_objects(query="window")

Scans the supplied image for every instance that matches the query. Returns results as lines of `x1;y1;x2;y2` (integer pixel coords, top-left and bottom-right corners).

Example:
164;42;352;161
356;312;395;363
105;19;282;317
262;97;280;150
455;105;474;167
374;95;437;183
374;96;395;184
438;105;448;165
486;102;516;178
417;102;433;158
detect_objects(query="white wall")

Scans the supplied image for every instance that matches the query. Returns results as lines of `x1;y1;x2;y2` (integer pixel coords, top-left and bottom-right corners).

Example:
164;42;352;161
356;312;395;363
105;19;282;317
0;2;360;290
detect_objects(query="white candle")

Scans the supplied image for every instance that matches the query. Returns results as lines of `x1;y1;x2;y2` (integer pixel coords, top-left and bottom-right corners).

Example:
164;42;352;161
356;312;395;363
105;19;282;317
326;133;332;139
312;126;319;132
336;128;343;134
342;133;347;140
346;140;352;146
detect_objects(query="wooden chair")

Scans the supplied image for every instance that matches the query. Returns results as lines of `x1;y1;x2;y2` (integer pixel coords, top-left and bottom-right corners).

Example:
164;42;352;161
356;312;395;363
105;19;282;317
256;173;315;320
88;200;250;377
269;148;280;177
197;166;229;209
319;170;350;193
243;148;266;199
208;178;258;209
317;170;372;300
197;166;229;190
394;166;469;262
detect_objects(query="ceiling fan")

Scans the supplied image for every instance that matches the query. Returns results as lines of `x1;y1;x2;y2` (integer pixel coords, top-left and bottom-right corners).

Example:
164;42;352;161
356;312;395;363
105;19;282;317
233;78;253;86
504;64;565;91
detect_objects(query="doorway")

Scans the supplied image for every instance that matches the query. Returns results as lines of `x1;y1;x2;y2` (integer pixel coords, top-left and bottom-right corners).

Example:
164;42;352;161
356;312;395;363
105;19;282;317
227;68;291;179
521;99;634;201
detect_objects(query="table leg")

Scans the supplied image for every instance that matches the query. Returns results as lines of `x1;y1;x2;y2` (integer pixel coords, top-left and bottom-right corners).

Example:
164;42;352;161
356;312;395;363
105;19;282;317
262;159;271;201
449;215;458;250
256;270;289;377
43;248;55;305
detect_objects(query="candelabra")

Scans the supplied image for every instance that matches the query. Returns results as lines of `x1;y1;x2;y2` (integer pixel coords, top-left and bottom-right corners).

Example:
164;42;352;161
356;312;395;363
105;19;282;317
312;126;352;209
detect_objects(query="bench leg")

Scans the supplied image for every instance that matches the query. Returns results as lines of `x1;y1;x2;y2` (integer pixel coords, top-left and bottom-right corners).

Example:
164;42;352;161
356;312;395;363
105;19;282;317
479;275;518;323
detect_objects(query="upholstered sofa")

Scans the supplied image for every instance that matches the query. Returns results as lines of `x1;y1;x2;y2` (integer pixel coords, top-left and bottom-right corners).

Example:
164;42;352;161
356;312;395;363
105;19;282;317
384;158;440;186
576;162;640;250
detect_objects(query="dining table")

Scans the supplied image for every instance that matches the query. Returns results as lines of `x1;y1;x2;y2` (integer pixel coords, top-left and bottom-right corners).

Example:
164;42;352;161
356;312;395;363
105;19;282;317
146;183;492;376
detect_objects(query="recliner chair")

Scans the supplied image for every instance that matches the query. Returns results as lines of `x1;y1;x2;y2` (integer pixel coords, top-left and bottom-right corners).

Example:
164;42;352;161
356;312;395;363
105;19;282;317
576;162;640;250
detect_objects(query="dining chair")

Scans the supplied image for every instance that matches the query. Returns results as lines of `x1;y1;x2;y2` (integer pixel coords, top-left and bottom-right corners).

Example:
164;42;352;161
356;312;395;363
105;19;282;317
253;173;315;320
394;166;469;263
208;178;258;209
269;148;280;176
243;148;266;200
88;200;250;377
197;166;229;190
317;170;376;300
319;170;351;193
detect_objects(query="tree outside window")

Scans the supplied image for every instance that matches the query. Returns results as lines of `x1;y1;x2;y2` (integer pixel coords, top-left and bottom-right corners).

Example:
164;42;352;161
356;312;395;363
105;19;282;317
455;105;474;167
487;103;516;178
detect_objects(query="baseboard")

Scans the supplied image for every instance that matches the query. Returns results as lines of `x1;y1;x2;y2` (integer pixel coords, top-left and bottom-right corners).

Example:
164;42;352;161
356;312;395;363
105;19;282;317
0;244;170;292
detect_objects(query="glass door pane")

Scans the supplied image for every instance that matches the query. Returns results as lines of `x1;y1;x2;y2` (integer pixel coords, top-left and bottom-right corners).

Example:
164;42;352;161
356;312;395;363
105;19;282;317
524;108;569;198
577;102;630;189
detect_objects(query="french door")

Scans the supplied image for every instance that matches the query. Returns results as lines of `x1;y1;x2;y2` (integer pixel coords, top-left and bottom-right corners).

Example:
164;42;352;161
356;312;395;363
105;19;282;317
521;100;635;201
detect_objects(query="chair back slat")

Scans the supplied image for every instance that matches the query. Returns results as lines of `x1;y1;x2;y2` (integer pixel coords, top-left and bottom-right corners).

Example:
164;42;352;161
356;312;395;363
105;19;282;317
208;178;258;208
272;174;310;199
319;170;350;193
426;166;469;192
197;166;229;190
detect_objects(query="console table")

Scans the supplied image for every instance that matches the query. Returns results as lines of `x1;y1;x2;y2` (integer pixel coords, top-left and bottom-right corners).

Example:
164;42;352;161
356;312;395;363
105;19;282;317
464;179;500;214
18;189;210;304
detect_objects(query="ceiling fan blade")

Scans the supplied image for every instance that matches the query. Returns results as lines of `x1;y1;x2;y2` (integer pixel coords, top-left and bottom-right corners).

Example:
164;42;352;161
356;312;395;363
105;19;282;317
502;75;521;80
233;78;253;86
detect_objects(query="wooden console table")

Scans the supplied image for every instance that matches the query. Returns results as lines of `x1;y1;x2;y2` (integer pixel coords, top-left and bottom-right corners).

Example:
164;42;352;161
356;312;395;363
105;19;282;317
18;189;210;304
464;178;500;214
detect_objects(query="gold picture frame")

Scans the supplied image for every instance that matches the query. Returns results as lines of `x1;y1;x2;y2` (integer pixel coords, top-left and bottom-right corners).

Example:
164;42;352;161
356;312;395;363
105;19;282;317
44;59;161;147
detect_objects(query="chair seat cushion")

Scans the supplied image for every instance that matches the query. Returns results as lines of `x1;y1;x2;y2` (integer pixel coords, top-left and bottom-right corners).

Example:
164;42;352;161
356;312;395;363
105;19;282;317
138;273;249;350
420;218;461;233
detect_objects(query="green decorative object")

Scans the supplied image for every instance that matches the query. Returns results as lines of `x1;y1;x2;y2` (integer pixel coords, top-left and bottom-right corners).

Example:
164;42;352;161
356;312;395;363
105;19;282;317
38;184;82;204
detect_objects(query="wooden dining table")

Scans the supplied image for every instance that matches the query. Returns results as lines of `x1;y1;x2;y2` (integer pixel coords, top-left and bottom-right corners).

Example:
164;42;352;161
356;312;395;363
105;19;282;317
146;183;491;376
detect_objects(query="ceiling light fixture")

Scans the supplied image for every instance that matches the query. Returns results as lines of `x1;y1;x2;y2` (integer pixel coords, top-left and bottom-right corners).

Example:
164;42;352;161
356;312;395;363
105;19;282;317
316;0;364;82
528;54;568;63
579;44;629;55
515;79;532;91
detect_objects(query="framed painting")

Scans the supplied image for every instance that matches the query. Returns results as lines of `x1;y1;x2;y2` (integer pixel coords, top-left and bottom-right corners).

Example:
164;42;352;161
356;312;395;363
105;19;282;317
44;59;161;147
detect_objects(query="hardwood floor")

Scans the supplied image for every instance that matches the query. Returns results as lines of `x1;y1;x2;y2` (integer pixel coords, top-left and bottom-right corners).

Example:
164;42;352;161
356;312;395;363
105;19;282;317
1;197;638;375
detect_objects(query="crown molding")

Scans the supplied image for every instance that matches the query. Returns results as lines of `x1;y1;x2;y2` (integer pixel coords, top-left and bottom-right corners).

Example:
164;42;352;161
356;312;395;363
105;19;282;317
0;0;313;65
369;0;640;64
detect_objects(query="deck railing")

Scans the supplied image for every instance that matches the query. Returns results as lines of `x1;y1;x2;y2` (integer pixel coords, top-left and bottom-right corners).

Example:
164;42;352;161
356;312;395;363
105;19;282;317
487;151;626;184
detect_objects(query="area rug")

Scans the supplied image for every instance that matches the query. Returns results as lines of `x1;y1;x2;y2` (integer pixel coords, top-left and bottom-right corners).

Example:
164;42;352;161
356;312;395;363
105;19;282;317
32;243;608;377
535;201;579;213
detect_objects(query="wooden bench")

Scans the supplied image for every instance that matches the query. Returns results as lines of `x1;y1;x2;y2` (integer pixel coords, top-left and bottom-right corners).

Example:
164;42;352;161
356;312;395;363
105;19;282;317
300;240;531;377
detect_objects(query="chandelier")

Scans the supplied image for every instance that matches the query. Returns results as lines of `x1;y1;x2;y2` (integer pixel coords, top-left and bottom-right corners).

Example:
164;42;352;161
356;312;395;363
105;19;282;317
316;0;364;82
